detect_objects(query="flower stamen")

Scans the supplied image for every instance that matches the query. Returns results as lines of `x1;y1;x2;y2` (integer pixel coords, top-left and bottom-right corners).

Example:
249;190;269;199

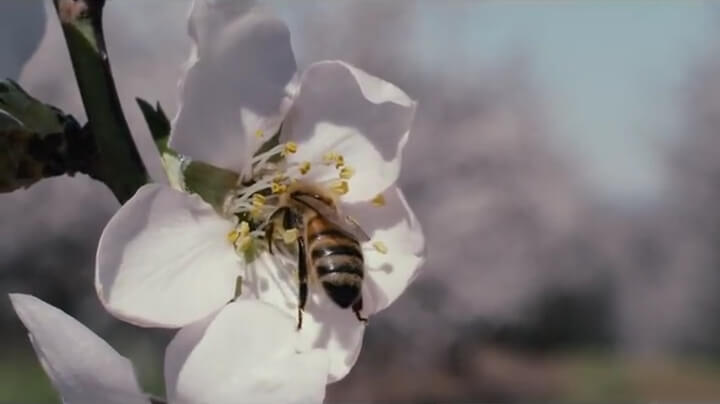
334;154;345;169
339;166;355;180
271;182;287;194
282;141;298;157
323;151;344;168
371;193;386;207
373;241;388;254
329;180;349;196
283;228;299;244
238;221;250;237
252;194;266;209
237;235;253;252
227;230;240;244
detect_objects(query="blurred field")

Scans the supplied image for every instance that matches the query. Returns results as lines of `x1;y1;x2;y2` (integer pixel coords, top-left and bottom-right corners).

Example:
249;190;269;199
4;345;720;403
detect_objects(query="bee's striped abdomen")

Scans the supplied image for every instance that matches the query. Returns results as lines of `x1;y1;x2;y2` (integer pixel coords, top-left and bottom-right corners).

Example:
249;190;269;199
306;217;364;308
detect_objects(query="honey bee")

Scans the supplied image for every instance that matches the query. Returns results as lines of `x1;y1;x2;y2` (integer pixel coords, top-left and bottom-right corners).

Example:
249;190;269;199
265;183;370;330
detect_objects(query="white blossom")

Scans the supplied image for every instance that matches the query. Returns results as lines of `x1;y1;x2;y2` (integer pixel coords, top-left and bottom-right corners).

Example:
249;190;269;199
95;0;425;382
10;294;328;404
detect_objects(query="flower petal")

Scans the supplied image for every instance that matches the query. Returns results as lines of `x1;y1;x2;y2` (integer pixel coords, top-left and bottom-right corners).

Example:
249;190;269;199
171;2;298;171
96;184;239;328
166;300;328;404
297;295;367;383
244;253;366;383
9;294;150;404
344;186;426;314
284;61;416;203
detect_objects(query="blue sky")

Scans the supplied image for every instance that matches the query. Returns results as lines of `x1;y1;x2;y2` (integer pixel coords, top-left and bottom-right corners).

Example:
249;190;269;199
411;2;716;200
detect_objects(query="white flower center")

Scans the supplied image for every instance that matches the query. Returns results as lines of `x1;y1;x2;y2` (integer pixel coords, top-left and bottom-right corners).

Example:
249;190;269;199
222;141;353;260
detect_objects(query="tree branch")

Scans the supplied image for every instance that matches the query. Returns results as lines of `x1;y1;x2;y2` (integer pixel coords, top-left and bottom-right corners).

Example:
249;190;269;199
52;0;147;202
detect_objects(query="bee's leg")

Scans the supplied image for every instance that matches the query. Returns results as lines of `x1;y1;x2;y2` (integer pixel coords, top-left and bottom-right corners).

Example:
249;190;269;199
265;207;289;254
352;298;368;324
283;206;295;230
296;235;309;330
265;221;275;254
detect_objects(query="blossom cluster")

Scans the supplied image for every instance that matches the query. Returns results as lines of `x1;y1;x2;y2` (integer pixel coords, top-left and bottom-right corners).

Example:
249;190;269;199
12;1;424;403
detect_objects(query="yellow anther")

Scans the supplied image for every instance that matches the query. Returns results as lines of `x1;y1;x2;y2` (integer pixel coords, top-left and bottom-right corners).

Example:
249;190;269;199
371;193;386;207
282;228;299;244
299;161;312;175
238;221;250;237
282;142;298;156
273;173;288;184
339;166;355;180
330;180;349;196
227;230;240;244
254;129;264;138
323;151;339;165
322;151;345;168
373;241;388;255
251;194;266;208
271;182;287;194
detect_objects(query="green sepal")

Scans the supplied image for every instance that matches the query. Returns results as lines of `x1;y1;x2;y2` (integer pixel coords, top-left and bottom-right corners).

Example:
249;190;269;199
0;80;65;135
183;160;239;210
136;97;288;212
136;98;171;154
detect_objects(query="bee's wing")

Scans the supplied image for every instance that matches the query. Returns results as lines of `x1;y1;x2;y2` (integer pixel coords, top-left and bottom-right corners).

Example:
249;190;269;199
292;193;371;242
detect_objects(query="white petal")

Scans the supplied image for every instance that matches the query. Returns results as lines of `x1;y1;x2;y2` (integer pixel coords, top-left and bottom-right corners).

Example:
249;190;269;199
345;187;425;314
284;61;416;202
166;301;328;404
171;2;298;171
245;253;366;383
297;296;366;383
9;294;150;404
96;184;239;328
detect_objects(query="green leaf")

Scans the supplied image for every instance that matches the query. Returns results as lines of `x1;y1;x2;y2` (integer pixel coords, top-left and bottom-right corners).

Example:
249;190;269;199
183;161;239;211
0;80;64;136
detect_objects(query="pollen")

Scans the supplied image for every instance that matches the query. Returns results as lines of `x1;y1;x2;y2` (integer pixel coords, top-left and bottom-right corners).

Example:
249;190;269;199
283;228;299;244
323;151;337;164
271;181;287;194
334;154;345;169
238;221;250;237
227;230;240;244
251;194;266;208
339;166;355;180
237;236;253;252
273;172;288;183
254;129;264;138
299;161;311;175
282;141;298;156
330;180;349;196
371;193;386;207
373;241;388;255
